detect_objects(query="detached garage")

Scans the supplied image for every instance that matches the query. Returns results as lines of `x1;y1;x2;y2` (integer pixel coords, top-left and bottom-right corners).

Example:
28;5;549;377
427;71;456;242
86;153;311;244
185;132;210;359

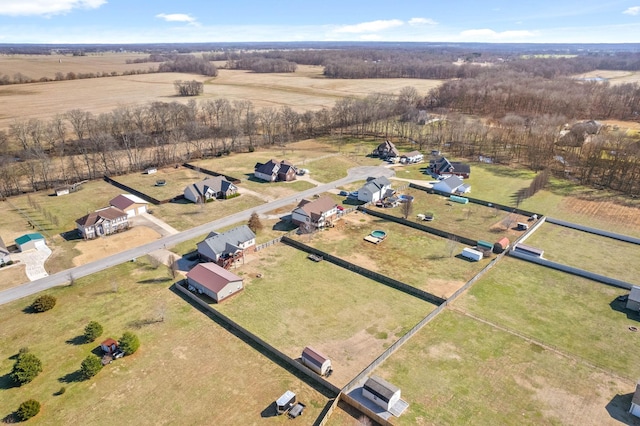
186;262;244;303
15;233;46;252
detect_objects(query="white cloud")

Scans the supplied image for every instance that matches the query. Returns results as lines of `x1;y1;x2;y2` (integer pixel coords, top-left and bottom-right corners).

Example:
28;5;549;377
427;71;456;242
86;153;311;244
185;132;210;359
156;13;197;24
459;28;536;40
408;17;437;26
0;0;106;16
333;19;404;34
624;6;640;15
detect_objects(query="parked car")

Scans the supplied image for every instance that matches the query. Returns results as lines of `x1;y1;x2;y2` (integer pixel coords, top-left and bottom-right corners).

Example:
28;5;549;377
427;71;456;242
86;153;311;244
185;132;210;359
339;190;348;196
337;205;345;211
113;349;125;359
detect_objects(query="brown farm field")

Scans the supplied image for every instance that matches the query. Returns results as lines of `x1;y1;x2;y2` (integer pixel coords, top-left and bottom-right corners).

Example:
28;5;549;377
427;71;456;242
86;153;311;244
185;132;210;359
0;258;328;425
0;61;443;131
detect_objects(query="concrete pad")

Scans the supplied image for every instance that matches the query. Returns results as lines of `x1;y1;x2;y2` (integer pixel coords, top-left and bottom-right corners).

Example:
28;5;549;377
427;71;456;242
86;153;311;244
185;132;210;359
12;246;51;281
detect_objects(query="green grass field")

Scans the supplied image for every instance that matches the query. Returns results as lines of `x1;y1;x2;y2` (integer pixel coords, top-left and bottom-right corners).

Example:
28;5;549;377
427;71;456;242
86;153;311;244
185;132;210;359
112;167;203;201
373;309;634;425
454;257;640;379
524;223;640;285
215;245;433;387
299;212;486;298
0;257;327;424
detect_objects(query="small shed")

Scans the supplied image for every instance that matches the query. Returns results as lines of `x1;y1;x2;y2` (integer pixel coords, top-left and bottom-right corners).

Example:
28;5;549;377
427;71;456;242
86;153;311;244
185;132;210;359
363;375;401;411
100;338;119;354
493;237;510;254
477;240;493;251
276;390;296;415
626;286;640;312
461;247;483;262
301;346;332;376
55;187;70;196
145;167;158;174
630;380;640;418
15;233;46;252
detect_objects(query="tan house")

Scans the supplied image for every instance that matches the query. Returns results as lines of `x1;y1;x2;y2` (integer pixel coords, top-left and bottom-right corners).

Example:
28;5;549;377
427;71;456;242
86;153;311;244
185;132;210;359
76;207;129;239
291;196;338;230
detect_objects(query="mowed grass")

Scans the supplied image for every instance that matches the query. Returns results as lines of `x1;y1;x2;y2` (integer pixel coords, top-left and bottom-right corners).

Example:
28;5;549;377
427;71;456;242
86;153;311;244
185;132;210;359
112;166;204;201
383;189;529;243
216;245;433;386
0;257;327;424
374;309;635;425
0;264;28;292
524;223;640;285
454;257;640;379
299;213;485;298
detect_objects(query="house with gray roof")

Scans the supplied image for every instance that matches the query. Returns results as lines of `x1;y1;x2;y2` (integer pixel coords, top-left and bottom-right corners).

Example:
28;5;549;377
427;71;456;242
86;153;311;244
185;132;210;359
254;159;296;182
430;156;471;179
358;176;393;203
372;140;400;159
431;175;471;194
184;176;238;204
197;225;256;268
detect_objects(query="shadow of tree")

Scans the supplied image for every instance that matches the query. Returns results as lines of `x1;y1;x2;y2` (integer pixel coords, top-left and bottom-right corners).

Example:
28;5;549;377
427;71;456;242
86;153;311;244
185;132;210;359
58;370;83;384
65;335;87;346
127;318;161;329
0;372;18;390
137;277;172;284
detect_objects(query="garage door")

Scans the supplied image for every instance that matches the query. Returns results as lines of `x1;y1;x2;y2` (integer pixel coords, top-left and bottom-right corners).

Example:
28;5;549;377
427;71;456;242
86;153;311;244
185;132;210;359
137;206;147;214
34;240;46;249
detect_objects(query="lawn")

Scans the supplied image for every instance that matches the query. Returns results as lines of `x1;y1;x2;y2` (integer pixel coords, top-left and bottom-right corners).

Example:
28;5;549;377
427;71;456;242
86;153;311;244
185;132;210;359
373;309;635;425
0;257;327;424
297;212;487;299
305;155;363;183
0;264;28;292
111;166;204;201
524;222;640;285
454;257;640;379
380;189;530;243
215;245;434;387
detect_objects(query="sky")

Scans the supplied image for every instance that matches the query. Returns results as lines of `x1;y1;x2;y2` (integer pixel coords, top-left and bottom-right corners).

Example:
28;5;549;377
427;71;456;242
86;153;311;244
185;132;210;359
0;0;639;44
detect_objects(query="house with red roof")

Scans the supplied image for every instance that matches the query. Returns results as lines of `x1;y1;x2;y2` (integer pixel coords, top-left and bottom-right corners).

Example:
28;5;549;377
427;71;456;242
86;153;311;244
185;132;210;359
186;262;244;303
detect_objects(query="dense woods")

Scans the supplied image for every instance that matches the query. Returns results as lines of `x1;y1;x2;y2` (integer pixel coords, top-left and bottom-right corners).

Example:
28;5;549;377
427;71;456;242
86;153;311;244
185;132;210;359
1;45;640;199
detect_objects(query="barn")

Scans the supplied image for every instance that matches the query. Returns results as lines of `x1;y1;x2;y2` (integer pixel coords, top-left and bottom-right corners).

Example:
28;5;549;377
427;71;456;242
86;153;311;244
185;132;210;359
626;286;640;312
186;262;244;303
362;375;401;411
493;237;510;254
630;380;640;418
15;233;46;252
301;346;332;376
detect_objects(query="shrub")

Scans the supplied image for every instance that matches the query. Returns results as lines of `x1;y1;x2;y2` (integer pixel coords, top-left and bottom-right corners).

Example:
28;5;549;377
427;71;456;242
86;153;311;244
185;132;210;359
31;295;56;312
16;399;40;421
83;321;103;342
11;352;43;386
119;331;140;356
80;355;103;379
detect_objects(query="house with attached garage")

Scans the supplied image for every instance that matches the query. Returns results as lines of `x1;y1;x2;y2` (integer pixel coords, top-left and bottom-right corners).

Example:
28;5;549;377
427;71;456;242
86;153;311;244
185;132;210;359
372;140;400;159
109;194;149;217
254;159;297;182
184;176;238;204
196;225;256;268
186;262;244;303
430;156;471;179
291;196;338;230
431;175;471;194
76;207;129;240
15;233;46;252
400;150;424;164
358;176;393;203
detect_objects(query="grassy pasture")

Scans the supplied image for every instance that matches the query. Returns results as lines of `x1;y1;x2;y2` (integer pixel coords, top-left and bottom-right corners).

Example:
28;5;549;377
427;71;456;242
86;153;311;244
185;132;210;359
0;257;327;424
374;309;635;425
524;223;640;285
215;245;433;387
295;212;485;299
111;166;203;201
454;257;640;379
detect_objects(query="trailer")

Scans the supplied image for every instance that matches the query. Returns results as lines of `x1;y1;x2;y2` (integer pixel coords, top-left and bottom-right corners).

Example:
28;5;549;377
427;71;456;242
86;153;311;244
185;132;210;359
461;247;483;262
450;195;469;204
276;390;296;415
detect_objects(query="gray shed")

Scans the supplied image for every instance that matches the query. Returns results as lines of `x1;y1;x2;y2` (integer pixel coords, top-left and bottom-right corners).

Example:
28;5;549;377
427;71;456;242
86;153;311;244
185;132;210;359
627;286;640;312
362;375;401;411
301;346;332;376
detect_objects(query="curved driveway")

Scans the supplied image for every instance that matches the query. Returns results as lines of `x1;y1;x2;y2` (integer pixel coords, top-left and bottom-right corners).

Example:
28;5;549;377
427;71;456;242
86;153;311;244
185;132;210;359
0;166;394;306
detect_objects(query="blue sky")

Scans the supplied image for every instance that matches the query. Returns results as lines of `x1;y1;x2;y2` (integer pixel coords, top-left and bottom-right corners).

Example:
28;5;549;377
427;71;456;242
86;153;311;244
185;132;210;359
0;0;639;44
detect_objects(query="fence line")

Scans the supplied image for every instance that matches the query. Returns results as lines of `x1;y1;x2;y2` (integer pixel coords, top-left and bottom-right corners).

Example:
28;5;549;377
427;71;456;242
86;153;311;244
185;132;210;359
103;175;163;205
182;162;242;184
172;282;341;398
546;217;640;245
281;236;445;306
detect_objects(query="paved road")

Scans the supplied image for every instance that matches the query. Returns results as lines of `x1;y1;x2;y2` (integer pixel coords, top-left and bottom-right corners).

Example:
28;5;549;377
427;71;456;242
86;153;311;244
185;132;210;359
0;166;394;306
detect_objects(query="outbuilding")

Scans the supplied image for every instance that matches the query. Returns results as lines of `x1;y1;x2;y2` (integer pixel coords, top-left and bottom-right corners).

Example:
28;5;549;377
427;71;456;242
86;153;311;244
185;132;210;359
186;262;244;303
100;338;119;354
363;375;401;411
276;390;296;415
626;286;640;312
461;247;483;262
301;346;332;376
512;243;544;258
15;233;46;252
493;237;510;254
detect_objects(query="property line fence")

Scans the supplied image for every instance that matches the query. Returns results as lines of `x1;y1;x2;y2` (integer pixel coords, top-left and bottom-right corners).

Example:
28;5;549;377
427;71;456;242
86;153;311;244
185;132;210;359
409;182;542;218
254;229;298;252
172;282;341;398
508;250;634;290
357;206;477;246
313;397;341;426
103;175;163;205
281;236;446;306
182;162;242;184
546;217;640;245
